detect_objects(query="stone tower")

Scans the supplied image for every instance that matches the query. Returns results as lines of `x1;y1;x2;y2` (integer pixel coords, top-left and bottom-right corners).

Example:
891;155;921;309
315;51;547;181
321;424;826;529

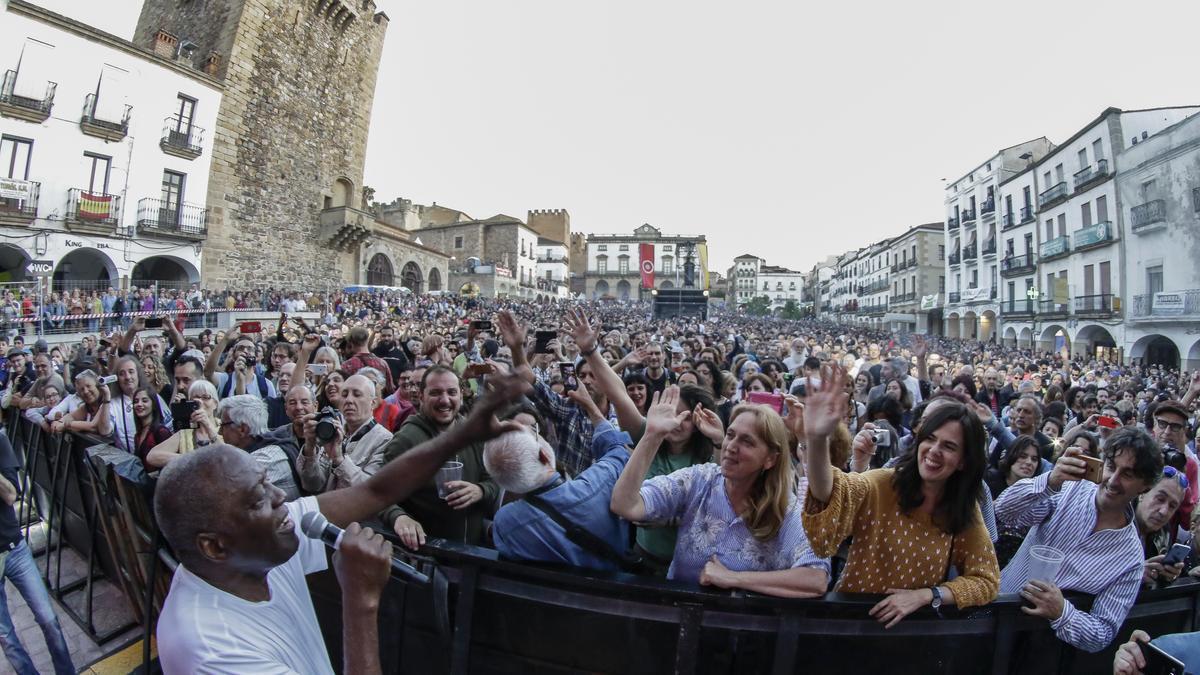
526;208;570;245
134;0;389;288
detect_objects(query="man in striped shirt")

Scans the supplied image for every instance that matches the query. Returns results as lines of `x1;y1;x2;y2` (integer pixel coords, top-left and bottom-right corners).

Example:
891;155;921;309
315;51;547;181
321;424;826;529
996;426;1163;653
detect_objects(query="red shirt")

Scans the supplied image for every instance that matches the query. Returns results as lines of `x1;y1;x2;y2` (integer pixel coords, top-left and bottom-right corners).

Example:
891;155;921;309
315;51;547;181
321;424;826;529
373;399;412;432
342;351;396;395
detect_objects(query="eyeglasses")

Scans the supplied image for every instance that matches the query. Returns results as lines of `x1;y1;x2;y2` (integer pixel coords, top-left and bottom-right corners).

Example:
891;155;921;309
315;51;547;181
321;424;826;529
1154;418;1186;434
1163;465;1190;491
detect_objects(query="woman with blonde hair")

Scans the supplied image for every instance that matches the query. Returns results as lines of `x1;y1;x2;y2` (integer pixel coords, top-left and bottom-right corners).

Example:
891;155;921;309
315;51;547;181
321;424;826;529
611;387;829;597
145;379;220;469
141;354;170;400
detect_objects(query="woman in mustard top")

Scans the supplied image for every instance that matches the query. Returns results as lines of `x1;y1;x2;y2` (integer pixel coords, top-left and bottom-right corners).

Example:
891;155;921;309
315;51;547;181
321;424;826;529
801;364;999;627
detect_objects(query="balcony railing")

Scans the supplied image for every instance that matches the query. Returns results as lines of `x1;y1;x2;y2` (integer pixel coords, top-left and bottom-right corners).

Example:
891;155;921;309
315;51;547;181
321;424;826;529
946;217;959;230
1020;205;1034;223
1074;293;1115;316
948;291;961;304
892;292;917;303
1038;181;1069;208
1131;289;1200;320
962;243;977;260
982;237;996;257
948;251;961;266
0;179;39;223
1001;212;1014;228
1194;187;1200;212
136;197;208;239
80;93;130;141
1001;252;1036;276
1073;221;1113;250
1131;199;1166;231
0;70;56;122
1001;299;1035;316
980;199;995;216
961;208;977;223
1038;300;1070;317
1040;235;1070;260
1073;158;1109;192
66;188;123;229
160;116;205;159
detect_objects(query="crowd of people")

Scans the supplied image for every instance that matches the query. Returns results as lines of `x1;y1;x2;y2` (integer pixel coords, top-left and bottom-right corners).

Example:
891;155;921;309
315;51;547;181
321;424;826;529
0;287;1196;674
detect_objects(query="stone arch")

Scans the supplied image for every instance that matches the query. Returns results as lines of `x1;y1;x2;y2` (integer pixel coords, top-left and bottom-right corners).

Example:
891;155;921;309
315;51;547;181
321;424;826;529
946;312;961;339
366;253;394;286
1074;324;1118;361
963;311;978;340
1003;326;1017;347
1187;338;1200;371
400;261;422;293
1130;334;1181;369
660;279;674;290
594;279;610;298
1018;327;1032;349
616;279;631;299
131;255;200;287
53;247;117;291
0;244;31;283
428;267;442;292
331;177;354;208
1039;324;1071;357
980;310;997;343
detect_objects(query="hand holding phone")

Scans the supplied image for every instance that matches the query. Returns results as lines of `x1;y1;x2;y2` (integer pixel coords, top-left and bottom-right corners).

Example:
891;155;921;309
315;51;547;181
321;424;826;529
1162;542;1192;567
1079;455;1104;484
1139;640;1186;675
746;391;784;414
240;321;262;334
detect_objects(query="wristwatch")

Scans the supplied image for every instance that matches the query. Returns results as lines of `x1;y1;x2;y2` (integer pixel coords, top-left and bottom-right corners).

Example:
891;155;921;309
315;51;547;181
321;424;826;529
929;586;943;617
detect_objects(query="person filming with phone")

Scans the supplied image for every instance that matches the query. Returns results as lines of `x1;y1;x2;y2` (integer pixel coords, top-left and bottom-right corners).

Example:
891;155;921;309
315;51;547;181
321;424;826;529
995;426;1162;654
205;328;276;400
1134;468;1189;589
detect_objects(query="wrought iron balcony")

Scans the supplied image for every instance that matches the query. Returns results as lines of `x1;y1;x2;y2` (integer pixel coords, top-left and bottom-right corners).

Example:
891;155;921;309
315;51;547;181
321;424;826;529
80;93;130;142
962;243;978;260
982;237;997;257
1001;212;1014;228
948;251;961;266
1040;235;1070;261
961;208;977;223
1074;293;1115;317
1073;221;1114;250
66;188;123;232
948;291;962;304
0;70;56;123
981;199;995;216
1131;199;1166;232
1001;299;1035;317
1020;205;1035;223
137;197;208;240
1038;181;1069;208
1131;289;1200;321
1072;159;1109;192
0;179;39;224
1001;252;1036;276
1038;299;1070;318
947;217;959;230
160;116;205;160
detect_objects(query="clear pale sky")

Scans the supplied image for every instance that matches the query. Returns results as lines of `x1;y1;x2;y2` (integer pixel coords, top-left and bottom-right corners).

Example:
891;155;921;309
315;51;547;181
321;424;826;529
40;0;1200;273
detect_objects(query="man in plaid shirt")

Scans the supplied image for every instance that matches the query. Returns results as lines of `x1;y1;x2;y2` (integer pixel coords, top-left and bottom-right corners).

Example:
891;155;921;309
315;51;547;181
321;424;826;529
497;311;617;477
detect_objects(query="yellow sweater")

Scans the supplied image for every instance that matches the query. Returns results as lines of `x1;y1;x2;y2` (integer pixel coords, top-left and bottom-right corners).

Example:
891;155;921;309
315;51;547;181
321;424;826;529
802;467;999;609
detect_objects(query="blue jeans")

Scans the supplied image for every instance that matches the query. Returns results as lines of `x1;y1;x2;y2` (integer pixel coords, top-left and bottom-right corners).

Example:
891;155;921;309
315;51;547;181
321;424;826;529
0;541;74;675
1153;632;1200;673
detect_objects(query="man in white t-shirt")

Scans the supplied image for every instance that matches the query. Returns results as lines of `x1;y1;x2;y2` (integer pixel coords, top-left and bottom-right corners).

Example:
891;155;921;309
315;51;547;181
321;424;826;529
153;374;530;674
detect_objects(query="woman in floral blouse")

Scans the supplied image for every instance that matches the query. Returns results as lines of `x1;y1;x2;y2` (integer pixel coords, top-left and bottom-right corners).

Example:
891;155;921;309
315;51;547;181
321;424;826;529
610;386;829;598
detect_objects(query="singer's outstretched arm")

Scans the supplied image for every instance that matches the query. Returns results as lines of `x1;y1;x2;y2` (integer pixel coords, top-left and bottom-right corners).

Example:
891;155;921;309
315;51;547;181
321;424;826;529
316;374;530;529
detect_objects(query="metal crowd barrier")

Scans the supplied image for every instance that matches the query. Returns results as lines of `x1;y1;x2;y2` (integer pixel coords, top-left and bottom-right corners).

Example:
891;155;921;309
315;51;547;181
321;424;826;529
5;400;1199;673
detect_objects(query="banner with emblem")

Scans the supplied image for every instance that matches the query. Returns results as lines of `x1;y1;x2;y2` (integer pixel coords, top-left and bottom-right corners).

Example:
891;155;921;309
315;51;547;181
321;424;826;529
639;243;654;289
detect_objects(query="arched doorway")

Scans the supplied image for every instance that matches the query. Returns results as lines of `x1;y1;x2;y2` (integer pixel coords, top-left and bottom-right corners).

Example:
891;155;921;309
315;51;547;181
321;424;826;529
1039;324;1071;357
0;244;30;283
53;248;116;291
1003;326;1017;348
132;256;198;289
1074;325;1118;362
980;310;997;343
331;178;354;208
594;280;610;298
367;253;394;286
1018;327;1032;350
428;267;441;292
660;280;674;290
946;313;961;339
616;279;631;300
964;311;978;340
400;261;422;293
1188;338;1200;371
1131;335;1180;369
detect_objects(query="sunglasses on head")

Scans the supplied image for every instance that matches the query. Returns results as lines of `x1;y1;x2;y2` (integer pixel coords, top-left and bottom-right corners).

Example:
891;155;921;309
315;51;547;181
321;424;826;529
1163;465;1190;491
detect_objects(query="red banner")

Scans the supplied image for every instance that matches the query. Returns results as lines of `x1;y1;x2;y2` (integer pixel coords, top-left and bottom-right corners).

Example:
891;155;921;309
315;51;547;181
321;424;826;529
79;192;113;221
639;243;655;289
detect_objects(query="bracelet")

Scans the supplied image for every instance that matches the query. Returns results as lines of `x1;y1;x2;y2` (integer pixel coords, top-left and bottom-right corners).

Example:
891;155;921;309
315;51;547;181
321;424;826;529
580;345;598;357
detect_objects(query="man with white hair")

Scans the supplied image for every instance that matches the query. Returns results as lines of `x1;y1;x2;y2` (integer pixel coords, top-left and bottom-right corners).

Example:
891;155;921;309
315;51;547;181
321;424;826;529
488;391;636;571
218;395;302;499
296;374;391;493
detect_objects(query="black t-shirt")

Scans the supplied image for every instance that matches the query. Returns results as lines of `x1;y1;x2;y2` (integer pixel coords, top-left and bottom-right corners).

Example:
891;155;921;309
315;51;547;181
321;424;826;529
643;368;675;400
0;431;20;548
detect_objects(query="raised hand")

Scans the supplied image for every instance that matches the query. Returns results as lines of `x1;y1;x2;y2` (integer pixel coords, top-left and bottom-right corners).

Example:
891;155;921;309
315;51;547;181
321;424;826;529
566;308;599;355
783;394;805;440
693;403;724;443
912;335;928;360
461;372;531;441
803;364;847;438
495;310;526;352
646;386;690;437
566;380;604;422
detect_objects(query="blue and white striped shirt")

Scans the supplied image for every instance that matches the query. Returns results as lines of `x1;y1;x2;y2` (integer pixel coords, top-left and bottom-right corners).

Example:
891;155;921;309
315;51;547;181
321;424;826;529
995;472;1143;653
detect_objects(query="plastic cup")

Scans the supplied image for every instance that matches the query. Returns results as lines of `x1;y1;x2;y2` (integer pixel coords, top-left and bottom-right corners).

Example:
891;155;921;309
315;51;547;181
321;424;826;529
1027;545;1065;584
436;461;464;499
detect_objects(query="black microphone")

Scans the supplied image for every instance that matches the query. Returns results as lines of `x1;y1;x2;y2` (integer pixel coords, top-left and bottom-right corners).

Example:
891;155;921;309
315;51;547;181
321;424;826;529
300;511;429;584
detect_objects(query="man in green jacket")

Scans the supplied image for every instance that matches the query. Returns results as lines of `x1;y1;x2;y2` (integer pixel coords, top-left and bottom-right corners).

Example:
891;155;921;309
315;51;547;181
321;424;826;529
380;365;498;550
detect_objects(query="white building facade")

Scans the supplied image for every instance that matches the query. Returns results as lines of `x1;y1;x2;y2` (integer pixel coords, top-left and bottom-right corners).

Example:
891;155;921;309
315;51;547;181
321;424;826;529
0;0;220;289
756;265;807;312
586;224;708;300
535;237;570;299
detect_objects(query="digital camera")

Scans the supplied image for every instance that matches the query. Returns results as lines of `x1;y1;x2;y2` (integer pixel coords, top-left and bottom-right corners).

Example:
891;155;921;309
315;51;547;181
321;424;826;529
315;407;343;444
